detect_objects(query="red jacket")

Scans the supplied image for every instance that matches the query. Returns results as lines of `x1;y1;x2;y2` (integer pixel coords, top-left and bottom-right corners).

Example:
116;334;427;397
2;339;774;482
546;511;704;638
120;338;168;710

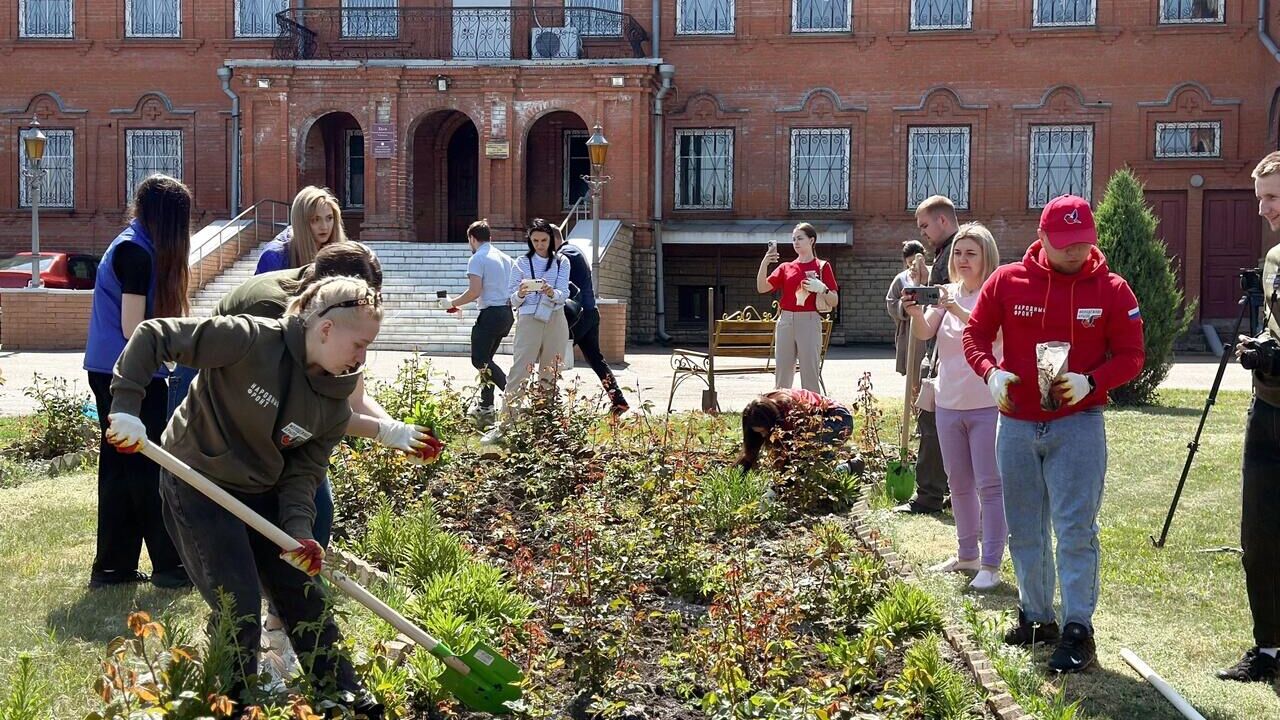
962;241;1145;422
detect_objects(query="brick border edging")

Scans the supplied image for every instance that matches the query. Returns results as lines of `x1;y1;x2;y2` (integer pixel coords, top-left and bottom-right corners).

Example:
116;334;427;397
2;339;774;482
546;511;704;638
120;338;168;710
847;498;1028;720
328;546;415;663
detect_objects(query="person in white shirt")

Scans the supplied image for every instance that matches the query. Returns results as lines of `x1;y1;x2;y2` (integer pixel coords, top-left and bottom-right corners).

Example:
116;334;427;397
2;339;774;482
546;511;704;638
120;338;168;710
481;218;570;445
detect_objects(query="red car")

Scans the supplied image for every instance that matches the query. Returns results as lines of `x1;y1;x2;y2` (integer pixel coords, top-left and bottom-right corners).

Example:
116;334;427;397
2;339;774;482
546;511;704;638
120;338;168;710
0;252;99;290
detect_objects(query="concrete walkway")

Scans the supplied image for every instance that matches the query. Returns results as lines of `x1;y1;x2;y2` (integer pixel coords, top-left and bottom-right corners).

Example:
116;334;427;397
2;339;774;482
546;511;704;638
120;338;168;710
0;345;1251;418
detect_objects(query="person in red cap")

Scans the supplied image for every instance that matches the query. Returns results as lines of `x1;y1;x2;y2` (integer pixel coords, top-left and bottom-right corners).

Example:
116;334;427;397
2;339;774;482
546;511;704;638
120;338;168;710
962;194;1144;673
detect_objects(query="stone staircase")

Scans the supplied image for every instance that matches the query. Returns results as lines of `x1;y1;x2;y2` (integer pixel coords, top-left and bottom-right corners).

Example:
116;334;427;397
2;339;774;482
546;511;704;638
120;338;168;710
189;240;529;354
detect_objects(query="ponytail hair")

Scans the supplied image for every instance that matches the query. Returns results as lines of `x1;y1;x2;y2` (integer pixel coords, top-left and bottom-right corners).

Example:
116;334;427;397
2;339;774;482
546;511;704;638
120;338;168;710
282;241;382;297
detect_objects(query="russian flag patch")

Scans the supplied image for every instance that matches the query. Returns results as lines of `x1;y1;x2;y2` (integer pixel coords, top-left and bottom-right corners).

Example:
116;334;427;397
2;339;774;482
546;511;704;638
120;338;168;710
1128;306;1141;320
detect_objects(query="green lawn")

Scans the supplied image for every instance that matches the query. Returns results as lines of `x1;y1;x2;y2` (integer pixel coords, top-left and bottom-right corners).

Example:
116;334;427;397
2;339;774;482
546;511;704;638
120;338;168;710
868;389;1277;720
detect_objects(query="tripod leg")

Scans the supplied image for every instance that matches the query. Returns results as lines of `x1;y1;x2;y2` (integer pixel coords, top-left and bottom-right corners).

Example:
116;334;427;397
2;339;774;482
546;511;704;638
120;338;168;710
1152;298;1250;547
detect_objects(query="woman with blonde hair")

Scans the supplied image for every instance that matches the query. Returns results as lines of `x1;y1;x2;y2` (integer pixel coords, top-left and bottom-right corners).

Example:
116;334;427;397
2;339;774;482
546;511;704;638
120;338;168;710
104;275;384;714
255;186;347;273
903;222;1006;590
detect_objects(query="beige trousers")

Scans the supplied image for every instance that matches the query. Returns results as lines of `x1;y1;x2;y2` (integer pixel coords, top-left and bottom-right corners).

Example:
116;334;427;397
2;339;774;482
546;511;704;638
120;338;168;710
503;309;570;416
774;309;823;392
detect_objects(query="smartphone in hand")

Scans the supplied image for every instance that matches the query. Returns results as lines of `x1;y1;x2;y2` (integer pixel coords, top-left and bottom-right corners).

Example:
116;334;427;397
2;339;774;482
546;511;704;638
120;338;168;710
904;285;942;306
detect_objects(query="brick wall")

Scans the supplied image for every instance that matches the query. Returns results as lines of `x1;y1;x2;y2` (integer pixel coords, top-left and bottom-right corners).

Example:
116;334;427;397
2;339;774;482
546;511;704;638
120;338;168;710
630;247;657;343
0;289;92;350
596;224;633;304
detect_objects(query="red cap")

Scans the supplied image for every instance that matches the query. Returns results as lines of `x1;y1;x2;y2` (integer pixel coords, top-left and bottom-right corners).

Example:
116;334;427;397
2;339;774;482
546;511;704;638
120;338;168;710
1039;195;1097;249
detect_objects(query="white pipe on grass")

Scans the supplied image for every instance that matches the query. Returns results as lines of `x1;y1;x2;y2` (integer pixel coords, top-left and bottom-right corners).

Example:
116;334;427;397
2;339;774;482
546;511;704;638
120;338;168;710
1120;648;1206;720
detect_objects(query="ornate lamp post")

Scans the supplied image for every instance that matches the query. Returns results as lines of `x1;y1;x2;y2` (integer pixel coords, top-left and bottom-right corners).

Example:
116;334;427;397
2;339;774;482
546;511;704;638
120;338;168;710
22;118;48;289
583;124;610;295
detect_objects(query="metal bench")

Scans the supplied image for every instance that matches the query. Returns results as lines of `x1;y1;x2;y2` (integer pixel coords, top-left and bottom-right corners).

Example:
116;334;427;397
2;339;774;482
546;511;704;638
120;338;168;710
668;300;833;412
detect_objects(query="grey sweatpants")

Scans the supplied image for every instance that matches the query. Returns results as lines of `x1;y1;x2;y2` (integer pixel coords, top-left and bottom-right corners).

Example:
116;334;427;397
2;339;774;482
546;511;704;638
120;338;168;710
775;309;823;391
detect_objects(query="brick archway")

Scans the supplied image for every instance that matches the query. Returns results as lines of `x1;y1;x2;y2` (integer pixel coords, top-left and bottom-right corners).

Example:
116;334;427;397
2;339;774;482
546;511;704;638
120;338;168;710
409;109;479;242
297;110;365;236
523;109;589;227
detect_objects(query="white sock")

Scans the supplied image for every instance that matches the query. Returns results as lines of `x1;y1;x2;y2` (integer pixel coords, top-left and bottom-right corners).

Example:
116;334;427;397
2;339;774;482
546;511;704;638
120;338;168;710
1260;648;1278;658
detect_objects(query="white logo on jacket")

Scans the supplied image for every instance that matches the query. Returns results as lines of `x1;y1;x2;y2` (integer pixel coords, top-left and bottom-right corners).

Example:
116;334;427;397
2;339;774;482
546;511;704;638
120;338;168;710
247;383;280;409
1077;308;1103;327
1013;304;1045;318
280;422;313;447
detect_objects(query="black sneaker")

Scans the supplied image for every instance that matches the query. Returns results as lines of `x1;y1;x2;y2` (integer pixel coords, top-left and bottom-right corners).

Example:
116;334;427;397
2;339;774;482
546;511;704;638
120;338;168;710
892;499;943;515
1003;609;1061;647
1217;647;1279;683
352;692;385;719
1048;622;1096;673
88;570;149;590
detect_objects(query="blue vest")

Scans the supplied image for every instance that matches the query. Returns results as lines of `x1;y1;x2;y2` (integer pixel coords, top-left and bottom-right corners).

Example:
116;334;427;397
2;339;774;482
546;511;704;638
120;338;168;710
84;220;159;375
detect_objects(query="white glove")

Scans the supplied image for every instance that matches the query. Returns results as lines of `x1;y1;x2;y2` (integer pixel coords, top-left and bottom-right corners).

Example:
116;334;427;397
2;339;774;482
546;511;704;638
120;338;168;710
1052;372;1092;406
374;418;429;453
105;412;147;453
433;297;453;311
802;277;828;294
986;370;1019;414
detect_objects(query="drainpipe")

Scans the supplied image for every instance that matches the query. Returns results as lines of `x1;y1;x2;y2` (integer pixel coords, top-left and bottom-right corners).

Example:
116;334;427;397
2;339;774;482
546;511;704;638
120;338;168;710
1262;1;1280;62
217;66;241;215
651;0;660;56
653;64;675;343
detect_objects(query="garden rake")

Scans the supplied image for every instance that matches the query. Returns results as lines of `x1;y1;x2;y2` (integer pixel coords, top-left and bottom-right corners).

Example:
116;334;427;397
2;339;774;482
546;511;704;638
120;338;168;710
138;440;524;715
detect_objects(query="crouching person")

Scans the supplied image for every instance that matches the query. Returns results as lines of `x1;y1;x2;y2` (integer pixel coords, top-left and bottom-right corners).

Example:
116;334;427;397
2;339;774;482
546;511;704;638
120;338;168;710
736;389;854;473
105;276;383;716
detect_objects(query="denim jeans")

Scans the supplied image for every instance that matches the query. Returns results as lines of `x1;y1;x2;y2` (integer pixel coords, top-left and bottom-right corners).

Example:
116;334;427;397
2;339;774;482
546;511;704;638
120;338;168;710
996;407;1106;630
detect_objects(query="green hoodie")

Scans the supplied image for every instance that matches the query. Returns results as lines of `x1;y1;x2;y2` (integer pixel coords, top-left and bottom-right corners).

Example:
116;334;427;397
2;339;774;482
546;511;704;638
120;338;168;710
110;314;359;539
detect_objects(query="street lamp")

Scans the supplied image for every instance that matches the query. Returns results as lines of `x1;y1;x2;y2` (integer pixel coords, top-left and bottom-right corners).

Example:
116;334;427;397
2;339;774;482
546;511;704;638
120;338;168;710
22;117;47;289
583;123;610;296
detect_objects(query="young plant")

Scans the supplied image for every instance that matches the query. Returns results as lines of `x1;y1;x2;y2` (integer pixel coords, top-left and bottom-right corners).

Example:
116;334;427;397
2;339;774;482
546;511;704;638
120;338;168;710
880;634;979;720
9;373;94;461
0;654;48;720
696;466;781;534
865;582;943;643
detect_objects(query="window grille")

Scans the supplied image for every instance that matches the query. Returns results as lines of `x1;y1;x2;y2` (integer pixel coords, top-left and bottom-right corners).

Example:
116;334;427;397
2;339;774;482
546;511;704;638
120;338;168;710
675;129;734;210
790;128;851;210
1029;125;1093;207
20;129;74;208
907;126;969;210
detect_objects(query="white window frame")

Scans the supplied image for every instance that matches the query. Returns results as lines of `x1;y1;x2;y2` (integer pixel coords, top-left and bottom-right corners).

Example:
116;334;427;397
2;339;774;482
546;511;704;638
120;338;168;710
792;0;851;33
790;128;851;211
1159;0;1224;24
907;126;970;211
235;0;287;38
125;129;183;197
345;129;365;209
1028;124;1094;208
675;129;734;210
19;129;74;209
125;0;181;37
909;0;972;30
19;0;74;38
1154;121;1222;158
1032;0;1096;27
562;129;590;210
676;0;734;35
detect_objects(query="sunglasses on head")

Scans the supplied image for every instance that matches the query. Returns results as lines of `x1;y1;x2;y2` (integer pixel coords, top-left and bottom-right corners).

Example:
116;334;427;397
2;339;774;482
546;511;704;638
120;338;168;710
317;291;381;317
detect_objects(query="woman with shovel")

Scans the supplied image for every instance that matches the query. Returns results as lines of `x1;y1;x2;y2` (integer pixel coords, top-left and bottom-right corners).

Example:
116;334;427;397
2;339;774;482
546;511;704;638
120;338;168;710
103;275;384;716
903;222;1005;591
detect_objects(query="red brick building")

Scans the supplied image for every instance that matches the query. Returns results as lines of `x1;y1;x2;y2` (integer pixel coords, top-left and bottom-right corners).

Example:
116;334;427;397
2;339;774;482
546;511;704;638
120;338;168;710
1;0;1277;344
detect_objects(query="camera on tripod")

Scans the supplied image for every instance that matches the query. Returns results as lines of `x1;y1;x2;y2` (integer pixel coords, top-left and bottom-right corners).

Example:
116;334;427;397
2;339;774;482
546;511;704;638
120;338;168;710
1237;267;1280;375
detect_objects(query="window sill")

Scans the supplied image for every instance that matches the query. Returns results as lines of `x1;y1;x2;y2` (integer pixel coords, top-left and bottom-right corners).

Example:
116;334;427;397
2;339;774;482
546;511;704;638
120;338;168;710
1008;26;1122;46
103;38;205;55
1134;22;1252;43
886;29;998;48
0;39;94;55
1126;158;1248;174
775;32;875;48
669;33;738;43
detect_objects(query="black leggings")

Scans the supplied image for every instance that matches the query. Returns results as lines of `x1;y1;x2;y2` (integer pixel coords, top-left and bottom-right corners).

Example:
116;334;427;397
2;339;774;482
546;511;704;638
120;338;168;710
1242;397;1280;647
87;371;183;579
573;307;626;408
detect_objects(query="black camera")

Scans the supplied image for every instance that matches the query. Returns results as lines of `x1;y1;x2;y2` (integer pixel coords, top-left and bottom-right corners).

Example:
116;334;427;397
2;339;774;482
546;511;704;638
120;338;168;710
1241;267;1265;301
1240;337;1280;376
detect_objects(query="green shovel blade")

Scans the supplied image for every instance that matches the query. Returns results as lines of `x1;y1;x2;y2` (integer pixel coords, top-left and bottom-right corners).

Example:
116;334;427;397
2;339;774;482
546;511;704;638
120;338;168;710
885;459;915;503
432;641;524;714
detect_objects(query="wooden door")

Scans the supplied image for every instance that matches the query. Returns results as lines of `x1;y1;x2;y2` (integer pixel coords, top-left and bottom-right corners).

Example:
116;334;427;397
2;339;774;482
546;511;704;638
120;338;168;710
1145;190;1188;291
1201;190;1264;318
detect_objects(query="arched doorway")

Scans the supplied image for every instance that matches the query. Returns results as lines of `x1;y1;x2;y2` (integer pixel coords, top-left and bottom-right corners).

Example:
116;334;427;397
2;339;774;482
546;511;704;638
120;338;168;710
298;111;364;237
524;110;589;226
411;110;479;242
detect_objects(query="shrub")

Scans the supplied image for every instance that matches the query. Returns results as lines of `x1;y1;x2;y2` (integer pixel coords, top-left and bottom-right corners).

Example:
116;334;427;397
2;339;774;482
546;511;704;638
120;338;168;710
8;374;93;461
1095;169;1195;404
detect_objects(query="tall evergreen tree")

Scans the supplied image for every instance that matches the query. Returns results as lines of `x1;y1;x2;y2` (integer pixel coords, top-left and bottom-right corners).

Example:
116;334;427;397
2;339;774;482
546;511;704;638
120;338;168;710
1095;168;1196;404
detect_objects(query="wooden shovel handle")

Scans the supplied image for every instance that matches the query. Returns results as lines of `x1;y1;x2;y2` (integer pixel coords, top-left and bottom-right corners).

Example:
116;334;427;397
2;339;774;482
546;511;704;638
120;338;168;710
139;441;471;676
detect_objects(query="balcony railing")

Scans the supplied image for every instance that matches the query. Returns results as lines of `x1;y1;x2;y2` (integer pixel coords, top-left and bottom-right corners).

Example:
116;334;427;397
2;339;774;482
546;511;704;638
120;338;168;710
273;6;650;61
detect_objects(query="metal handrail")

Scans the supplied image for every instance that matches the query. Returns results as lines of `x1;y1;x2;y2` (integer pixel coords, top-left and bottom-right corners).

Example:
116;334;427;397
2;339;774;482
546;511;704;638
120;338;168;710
557;194;589;236
190;199;290;288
